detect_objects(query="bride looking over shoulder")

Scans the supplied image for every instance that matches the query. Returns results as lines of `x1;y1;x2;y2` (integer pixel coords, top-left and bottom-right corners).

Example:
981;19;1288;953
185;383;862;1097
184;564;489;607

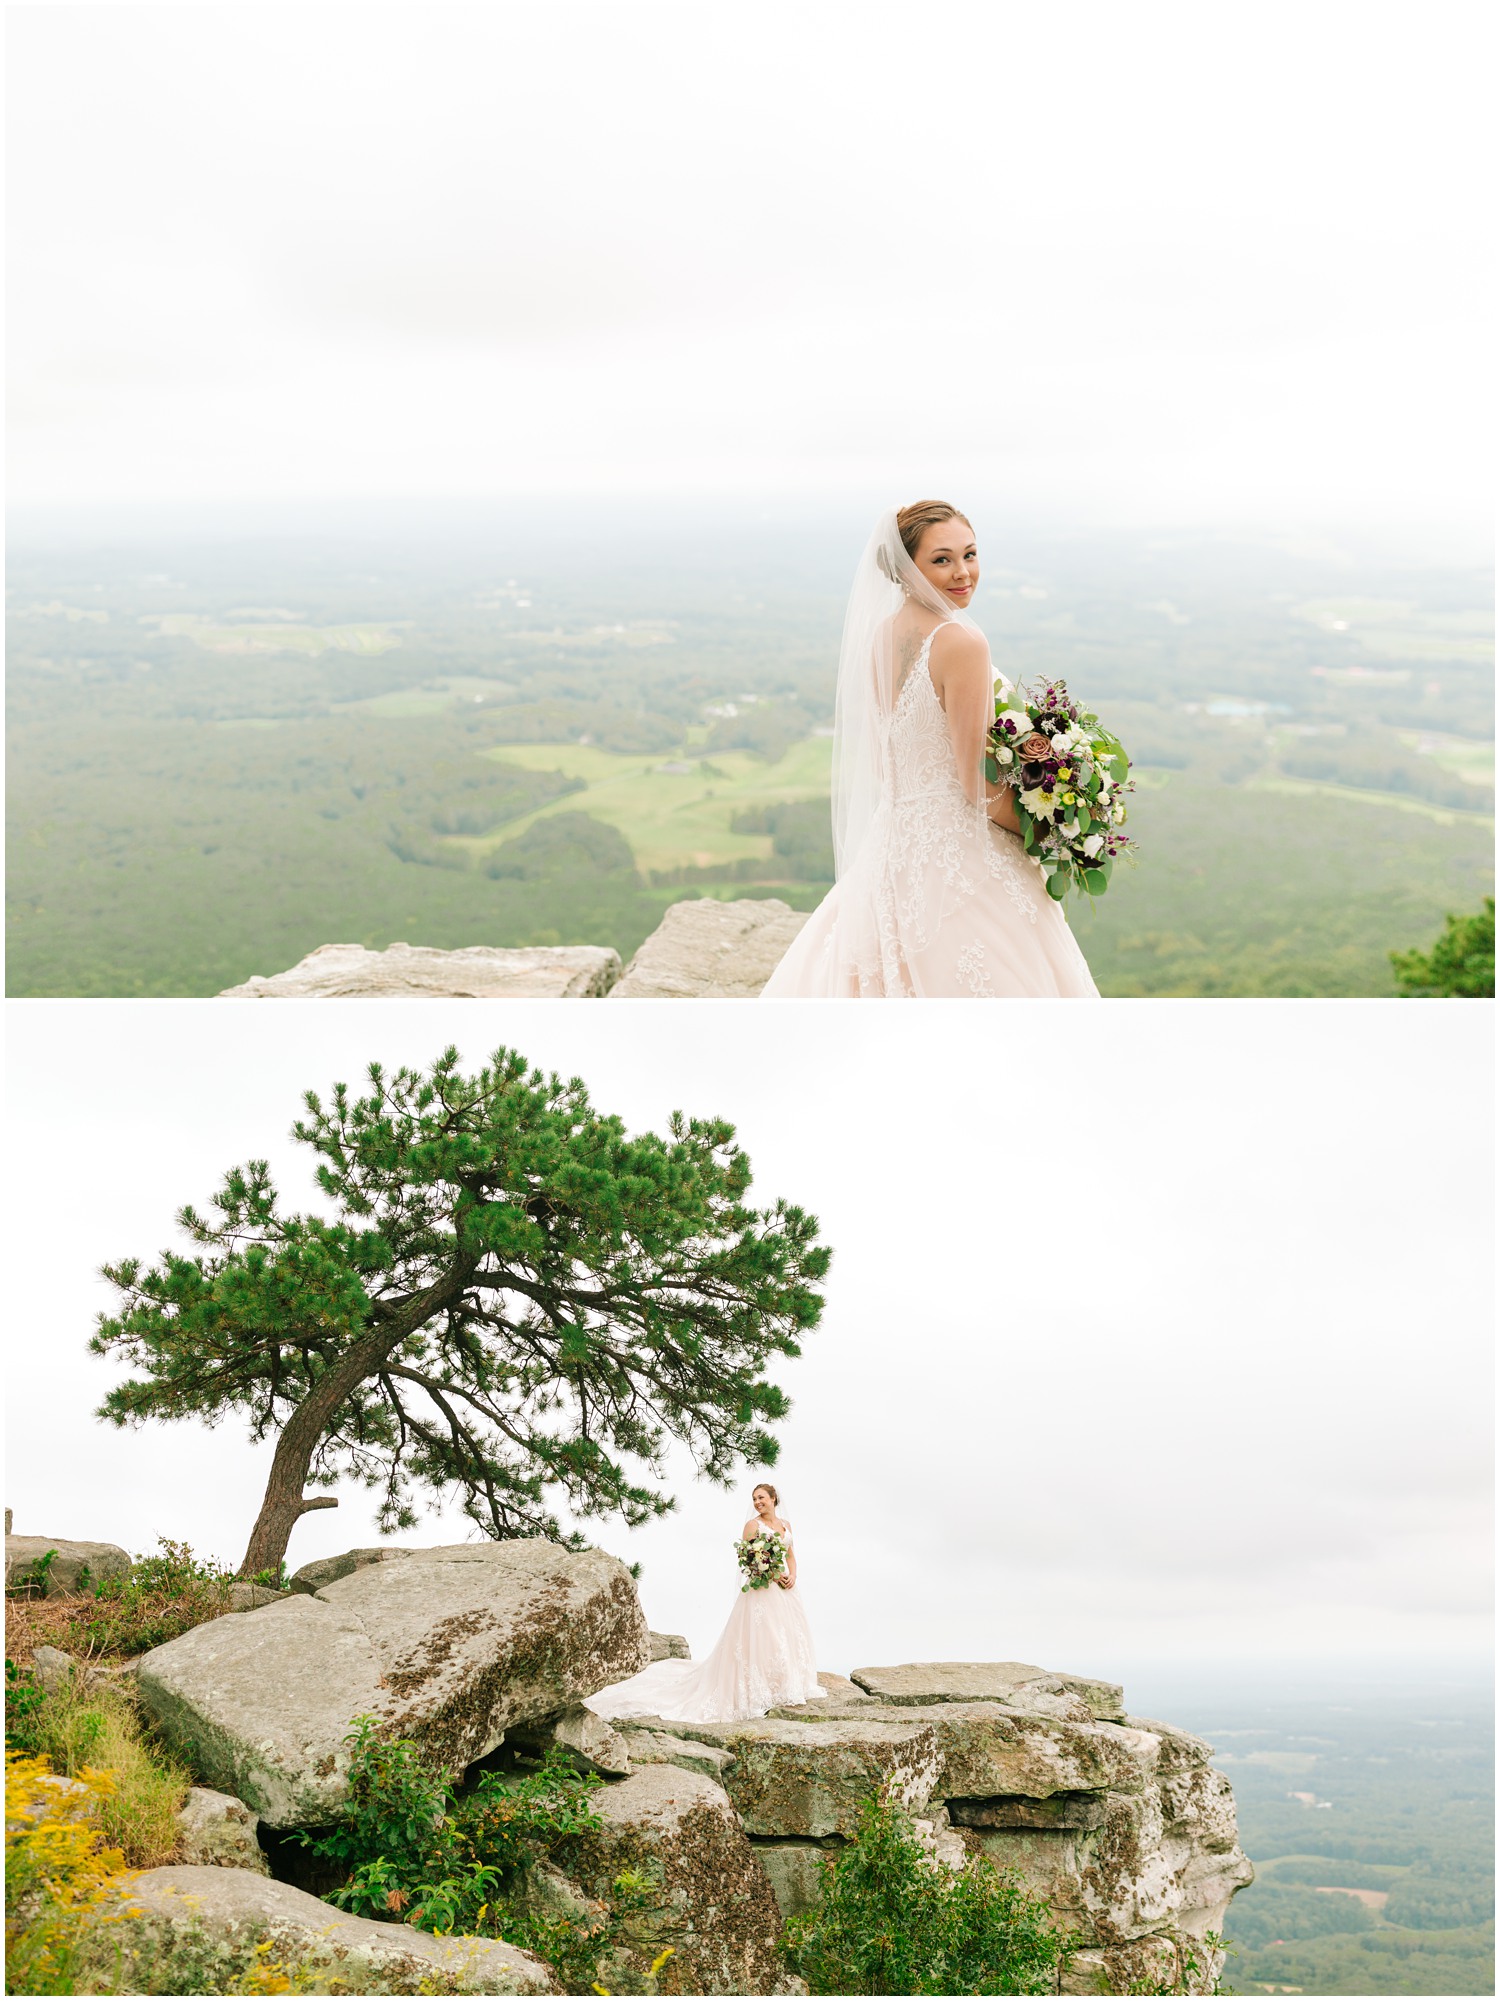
761;501;1100;999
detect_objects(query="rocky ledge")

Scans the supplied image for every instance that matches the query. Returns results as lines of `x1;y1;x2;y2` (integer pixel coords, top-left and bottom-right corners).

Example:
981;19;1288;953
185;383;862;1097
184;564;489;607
216;899;810;1000
15;1533;1251;1994
217;940;622;999
619;1659;1252;1994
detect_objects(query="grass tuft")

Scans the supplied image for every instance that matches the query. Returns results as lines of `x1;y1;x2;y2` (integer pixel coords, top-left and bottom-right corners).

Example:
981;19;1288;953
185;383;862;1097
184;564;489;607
7;1668;187;1869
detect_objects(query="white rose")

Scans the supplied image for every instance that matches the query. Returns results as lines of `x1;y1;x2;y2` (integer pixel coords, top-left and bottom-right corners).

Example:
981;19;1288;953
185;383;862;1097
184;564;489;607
994;744;1014;765
1082;832;1105;858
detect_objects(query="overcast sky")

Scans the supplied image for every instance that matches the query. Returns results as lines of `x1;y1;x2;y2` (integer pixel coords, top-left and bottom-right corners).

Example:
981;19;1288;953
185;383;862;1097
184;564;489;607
5;999;1492;1695
6;2;1493;546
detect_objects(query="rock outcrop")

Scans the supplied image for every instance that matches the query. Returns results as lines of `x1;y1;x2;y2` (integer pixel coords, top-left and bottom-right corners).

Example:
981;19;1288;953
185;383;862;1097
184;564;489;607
562;1765;792;1994
218;941;621;999
611;898;808;998
607;1658;1253;1995
111;1866;557;1994
135;1542;649;1825
68;1529;1247;1995
217;900;811;1001
4;1533;133;1597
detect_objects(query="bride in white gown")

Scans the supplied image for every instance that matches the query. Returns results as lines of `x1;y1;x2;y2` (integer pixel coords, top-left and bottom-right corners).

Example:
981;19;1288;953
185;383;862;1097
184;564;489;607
588;1484;824;1725
761;501;1100;999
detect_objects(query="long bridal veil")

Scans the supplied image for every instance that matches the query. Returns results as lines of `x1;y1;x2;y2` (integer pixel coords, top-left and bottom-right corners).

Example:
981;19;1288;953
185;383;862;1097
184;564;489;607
831;507;990;875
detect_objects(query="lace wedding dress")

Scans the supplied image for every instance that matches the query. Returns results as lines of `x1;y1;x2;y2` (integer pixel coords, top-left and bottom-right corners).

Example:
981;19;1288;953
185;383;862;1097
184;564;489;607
587;1522;824;1725
760;511;1099;999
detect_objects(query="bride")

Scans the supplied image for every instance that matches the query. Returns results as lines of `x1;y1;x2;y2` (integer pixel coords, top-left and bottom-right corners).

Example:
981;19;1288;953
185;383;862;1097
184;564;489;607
588;1483;824;1725
761;501;1100;999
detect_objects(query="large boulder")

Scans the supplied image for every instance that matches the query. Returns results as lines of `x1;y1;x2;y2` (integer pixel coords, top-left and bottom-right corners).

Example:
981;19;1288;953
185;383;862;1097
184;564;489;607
135;1542;649;1826
218;941;620;999
5;1534;132;1597
611;898;810;998
108;1865;557;1994
561;1764;790;1994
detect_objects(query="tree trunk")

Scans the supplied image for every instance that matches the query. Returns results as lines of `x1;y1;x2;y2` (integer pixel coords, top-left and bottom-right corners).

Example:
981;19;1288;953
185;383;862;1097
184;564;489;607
237;1267;475;1578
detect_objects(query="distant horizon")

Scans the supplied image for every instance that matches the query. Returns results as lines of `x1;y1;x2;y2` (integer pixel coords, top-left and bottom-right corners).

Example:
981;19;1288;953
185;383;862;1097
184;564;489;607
7;492;1492;576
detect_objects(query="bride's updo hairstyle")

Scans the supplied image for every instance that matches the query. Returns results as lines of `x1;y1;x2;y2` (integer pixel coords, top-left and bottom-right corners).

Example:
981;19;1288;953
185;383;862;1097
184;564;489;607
876;500;974;579
752;1482;780;1507
898;499;972;557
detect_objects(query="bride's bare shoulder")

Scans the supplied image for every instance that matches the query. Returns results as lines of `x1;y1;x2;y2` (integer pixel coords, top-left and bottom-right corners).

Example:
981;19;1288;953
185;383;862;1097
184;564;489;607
742;1517;760;1537
929;620;990;695
930;620;989;665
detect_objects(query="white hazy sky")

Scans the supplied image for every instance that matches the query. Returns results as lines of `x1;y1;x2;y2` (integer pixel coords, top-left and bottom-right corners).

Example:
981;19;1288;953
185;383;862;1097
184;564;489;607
6;1;1494;541
4;999;1492;1692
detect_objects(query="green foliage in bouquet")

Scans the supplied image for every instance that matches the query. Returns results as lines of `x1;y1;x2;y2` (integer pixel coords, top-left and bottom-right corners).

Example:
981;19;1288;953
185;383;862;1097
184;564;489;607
784;1788;1071;1995
735;1530;788;1591
987;679;1136;901
1390;897;1495;997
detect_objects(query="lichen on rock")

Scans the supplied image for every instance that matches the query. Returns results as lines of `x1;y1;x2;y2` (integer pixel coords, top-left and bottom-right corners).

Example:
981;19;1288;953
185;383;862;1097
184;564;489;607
560;1765;793;1994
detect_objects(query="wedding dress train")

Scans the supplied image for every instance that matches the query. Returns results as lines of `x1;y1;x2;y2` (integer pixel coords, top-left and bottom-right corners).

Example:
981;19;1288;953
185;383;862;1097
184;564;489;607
588;1523;823;1725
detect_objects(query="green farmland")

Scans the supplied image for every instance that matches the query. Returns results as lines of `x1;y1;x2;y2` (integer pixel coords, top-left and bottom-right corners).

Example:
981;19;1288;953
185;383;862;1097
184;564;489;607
467;736;832;876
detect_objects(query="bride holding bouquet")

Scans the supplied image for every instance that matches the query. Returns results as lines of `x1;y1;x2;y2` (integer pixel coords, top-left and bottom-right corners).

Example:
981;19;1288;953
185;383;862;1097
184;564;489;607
588;1484;823;1725
761;501;1109;999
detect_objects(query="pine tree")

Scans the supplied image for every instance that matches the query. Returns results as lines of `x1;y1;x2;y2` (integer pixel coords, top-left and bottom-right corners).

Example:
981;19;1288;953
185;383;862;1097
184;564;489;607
92;1046;830;1578
1390;897;1495;998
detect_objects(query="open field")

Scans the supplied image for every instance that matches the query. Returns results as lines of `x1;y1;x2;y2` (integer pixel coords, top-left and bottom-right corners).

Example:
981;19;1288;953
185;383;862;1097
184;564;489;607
469;736;832;874
1245;771;1494;828
1163;1681;1495;1997
151;613;406;656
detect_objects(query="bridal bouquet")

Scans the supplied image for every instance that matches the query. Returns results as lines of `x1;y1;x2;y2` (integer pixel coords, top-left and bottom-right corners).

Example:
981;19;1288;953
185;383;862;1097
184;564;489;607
735;1531;788;1592
987;678;1137;899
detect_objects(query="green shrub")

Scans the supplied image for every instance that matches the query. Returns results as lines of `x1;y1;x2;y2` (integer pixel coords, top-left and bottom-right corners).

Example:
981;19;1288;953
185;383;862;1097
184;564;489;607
1391;896;1495;996
6;1550;60;1599
299;1717;650;1988
6;1660;47;1755
6;1539;236;1667
784;1788;1071;1996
